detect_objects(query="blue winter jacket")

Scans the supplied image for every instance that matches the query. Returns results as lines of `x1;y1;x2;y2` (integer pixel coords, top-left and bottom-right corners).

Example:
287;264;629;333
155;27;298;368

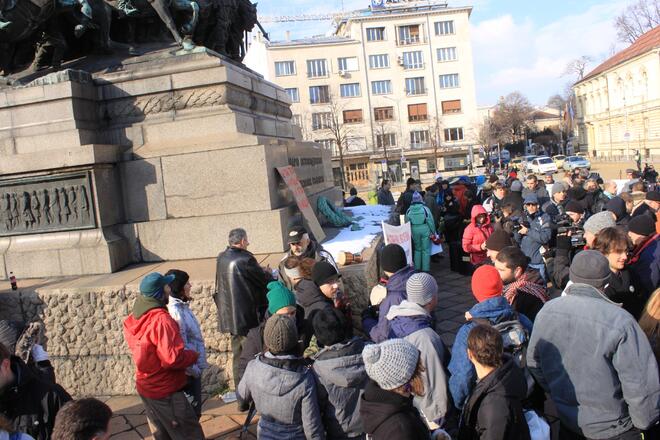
448;297;532;410
363;265;416;343
514;212;552;265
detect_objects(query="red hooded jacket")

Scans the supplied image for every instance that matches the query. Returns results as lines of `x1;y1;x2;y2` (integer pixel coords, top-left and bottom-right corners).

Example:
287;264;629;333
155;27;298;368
123;307;199;399
462;205;493;265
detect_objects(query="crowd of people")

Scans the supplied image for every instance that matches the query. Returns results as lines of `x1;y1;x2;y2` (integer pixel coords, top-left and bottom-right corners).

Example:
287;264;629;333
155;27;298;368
0;163;658;440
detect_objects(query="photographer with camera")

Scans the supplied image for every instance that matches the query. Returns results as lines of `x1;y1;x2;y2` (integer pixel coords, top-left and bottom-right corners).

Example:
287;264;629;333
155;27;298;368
513;194;552;281
490;201;521;237
551;211;617;291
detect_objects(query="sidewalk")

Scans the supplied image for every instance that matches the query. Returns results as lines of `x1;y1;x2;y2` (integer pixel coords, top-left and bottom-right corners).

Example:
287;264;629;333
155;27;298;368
104;255;474;439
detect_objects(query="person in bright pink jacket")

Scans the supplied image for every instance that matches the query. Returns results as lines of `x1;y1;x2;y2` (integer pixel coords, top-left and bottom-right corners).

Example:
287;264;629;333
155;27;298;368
462;205;494;267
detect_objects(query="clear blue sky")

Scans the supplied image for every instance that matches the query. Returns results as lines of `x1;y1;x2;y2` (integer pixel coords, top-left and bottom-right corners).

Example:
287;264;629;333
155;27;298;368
257;0;633;106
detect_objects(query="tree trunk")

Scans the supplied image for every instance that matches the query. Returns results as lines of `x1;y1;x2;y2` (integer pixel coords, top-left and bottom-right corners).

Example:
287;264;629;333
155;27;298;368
338;144;347;190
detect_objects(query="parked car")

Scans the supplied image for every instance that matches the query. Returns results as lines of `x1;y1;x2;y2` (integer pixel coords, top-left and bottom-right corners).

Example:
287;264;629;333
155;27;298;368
528;156;558;174
552;155;566;168
509;158;523;170
522;155;538;172
563;155;592;171
576;152;589;159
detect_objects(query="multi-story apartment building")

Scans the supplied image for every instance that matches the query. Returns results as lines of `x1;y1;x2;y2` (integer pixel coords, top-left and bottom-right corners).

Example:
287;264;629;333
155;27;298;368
249;1;479;188
573;26;660;159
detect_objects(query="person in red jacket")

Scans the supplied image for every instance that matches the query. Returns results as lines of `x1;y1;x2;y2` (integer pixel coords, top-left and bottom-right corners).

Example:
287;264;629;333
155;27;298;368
123;272;204;440
462;205;494;267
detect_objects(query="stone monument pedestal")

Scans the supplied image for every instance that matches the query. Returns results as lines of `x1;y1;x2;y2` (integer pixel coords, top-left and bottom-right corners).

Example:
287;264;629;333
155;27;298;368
0;47;339;279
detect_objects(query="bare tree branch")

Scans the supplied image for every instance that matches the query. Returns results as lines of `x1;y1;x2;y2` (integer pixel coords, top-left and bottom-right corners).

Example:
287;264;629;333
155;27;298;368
614;0;660;43
562;55;594;81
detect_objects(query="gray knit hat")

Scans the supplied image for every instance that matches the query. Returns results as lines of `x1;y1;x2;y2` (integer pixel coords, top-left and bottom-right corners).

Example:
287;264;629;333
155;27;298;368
569;250;611;290
583;211;616;234
363;339;420;390
551;182;567;195
263;314;298;355
510;180;523;192
406;273;438;306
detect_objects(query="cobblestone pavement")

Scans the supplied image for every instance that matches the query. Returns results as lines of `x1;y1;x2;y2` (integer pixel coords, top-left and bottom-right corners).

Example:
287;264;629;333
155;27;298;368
103;254;473;439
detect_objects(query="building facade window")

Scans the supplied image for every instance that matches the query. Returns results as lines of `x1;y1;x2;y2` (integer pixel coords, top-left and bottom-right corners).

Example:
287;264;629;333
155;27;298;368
275;61;296;76
366;27;386;41
309;85;330;104
397;24;421;45
292;114;302;126
369;54;390;69
405;77;426;95
312;112;333;130
410;130;430;149
371;80;392;95
374;106;394;121
316;138;337;152
439;73;460;88
436;47;457;62
343;109;363;123
441;99;461;114
337;57;359;72
340;83;361;97
307;59;328;78
376;133;397;148
285;88;299;102
346;137;368;152
402;51;424;69
408;103;428;122
444;127;464;141
434;20;454;35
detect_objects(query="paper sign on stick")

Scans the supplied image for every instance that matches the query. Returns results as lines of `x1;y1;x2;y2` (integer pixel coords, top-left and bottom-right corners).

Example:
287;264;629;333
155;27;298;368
277;166;326;242
381;221;413;265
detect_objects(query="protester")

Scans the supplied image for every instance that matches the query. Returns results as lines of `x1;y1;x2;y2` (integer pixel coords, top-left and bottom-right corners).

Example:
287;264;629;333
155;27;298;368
312;308;368;440
461;205;493;268
602;180;618;199
632;190;660;220
495;246;547;322
215;228;271;386
504;180;523;213
51;398;112;440
592;227;643;318
542;182;567;218
279;225;336;290
0;415;34;440
377;180;395;206
236;280;308;387
625;168;640;191
0;321;55;384
0;342;71;440
123;272;204;440
237;315;324;439
522;174;550;207
297;260;351;333
386;273;450;430
164;269;207;419
564;200;585;226
638;288;660;364
527;251;660;440
458;324;531;440
406;192;436;272
482;182;507;214
396;177;418;215
607;196;632;227
345;187;367;207
642;164;657;184
448;265;532;410
627;215;660;305
586;178;609;213
514;194;551;281
362;244;415;343
543;172;554;185
484;230;513;263
359;339;430;440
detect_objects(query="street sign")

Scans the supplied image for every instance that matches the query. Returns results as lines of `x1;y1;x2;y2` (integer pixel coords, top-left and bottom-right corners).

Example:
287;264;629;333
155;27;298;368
624;132;631;142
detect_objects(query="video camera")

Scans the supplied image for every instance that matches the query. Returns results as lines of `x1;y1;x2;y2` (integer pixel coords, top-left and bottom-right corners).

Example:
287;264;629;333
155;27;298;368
555;214;586;248
510;216;530;233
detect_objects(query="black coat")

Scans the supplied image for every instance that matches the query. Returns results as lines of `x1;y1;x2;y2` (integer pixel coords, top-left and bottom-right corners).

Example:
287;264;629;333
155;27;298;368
458;359;530;440
214;246;270;336
359;380;430;440
606;269;645;319
0;357;71;440
295;278;334;323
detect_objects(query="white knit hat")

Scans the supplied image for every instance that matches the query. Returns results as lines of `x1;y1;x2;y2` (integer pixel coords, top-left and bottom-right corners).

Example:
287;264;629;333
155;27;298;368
406;273;438;306
363;339;420;390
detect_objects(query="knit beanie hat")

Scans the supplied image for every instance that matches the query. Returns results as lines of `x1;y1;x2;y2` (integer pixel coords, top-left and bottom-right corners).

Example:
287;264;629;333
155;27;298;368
266;281;297;315
263;314;298;355
510;180;523;192
140;272;175;299
583;211;616;234
471;265;503;302
628;214;656;236
312;261;340;286
564;201;585;214
569;250;611;290
381;244;408;273
412;191;423;203
165;269;189;299
363;339;420;390
485;230;513;251
312;308;348;347
551;182;567;195
406;273;438;306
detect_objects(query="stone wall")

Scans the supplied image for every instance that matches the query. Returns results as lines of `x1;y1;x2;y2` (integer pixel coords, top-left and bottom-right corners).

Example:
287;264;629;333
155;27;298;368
0;241;379;396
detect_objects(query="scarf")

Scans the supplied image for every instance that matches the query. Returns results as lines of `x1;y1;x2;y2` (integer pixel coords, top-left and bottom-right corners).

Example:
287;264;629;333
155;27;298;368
503;271;548;305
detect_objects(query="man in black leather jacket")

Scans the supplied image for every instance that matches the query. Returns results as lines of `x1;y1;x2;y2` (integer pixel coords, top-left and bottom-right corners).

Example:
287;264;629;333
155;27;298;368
214;228;272;388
